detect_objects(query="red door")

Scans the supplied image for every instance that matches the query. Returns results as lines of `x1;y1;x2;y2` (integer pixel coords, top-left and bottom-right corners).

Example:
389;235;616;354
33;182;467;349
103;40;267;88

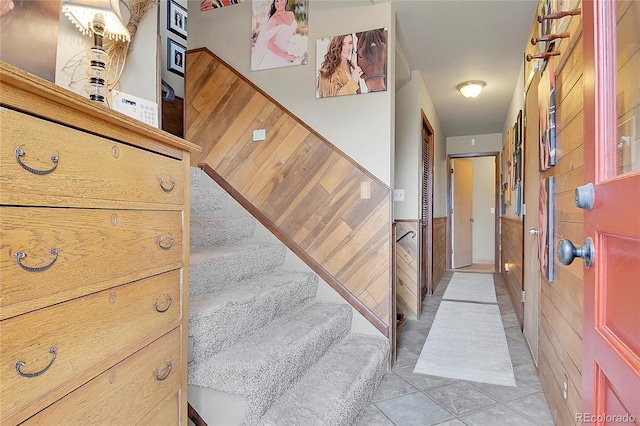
582;0;640;422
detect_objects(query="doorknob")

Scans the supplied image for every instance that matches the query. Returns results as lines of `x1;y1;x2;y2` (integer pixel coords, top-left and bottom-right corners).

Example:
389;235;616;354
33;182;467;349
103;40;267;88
557;237;595;268
528;228;538;235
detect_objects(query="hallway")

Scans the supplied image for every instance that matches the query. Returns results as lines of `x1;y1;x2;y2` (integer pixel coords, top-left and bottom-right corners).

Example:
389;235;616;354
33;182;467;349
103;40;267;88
357;271;554;426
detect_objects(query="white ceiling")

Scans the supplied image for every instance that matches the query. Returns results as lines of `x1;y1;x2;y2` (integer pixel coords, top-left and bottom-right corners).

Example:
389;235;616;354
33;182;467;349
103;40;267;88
392;0;540;137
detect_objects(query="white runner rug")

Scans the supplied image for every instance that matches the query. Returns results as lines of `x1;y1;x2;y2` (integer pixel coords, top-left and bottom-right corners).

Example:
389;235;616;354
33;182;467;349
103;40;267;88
413;300;516;386
442;272;497;304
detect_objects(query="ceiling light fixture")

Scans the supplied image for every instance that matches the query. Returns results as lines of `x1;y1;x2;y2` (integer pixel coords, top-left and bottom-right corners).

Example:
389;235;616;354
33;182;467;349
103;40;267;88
457;80;486;98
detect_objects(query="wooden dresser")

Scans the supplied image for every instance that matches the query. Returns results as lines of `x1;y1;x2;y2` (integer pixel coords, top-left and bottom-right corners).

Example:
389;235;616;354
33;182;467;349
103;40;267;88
0;61;201;425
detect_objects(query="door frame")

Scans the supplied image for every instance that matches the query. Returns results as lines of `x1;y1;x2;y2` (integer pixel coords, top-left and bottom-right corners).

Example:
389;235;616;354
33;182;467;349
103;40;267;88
419;110;434;296
447;152;500;272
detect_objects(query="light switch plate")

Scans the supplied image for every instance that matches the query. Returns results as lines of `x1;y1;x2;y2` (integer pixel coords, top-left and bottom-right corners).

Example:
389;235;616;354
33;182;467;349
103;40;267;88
253;129;266;141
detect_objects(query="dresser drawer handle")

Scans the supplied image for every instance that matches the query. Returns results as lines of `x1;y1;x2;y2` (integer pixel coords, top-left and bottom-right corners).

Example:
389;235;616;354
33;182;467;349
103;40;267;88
158;177;176;193
16;248;58;272
15;148;59;175
157;235;175;250
155;361;173;381
154;295;173;313
16;347;57;378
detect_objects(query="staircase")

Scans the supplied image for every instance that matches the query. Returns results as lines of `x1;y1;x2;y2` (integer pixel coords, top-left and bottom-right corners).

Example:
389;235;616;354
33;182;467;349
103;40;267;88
187;167;389;425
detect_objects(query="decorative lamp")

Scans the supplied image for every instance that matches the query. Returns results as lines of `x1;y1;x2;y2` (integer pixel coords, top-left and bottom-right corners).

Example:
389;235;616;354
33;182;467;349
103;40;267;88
457;80;486;99
62;0;131;104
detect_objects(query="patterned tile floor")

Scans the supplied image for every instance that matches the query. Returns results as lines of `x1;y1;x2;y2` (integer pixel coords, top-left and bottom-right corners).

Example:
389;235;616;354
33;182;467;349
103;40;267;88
357;271;554;426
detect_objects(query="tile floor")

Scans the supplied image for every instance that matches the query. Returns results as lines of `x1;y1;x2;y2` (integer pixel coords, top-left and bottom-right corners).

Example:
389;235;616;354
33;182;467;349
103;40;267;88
357;271;555;426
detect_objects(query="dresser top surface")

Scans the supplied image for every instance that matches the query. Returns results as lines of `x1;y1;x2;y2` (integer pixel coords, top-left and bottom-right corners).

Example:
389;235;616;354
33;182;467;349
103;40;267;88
0;61;202;155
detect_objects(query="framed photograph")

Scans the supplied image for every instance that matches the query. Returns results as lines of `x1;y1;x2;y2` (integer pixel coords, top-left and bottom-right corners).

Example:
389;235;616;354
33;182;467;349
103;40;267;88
168;0;187;39
538;59;556;171
201;0;244;12
251;0;309;71
516;109;523;148
167;38;186;77
539;177;554;282
316;28;388;98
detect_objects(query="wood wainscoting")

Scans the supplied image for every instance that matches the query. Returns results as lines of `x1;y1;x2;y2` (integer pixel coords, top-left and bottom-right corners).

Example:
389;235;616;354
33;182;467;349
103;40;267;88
538;30;584;426
395;220;419;320
432;217;447;291
184;49;392;336
522;7;584;424
500;217;523;327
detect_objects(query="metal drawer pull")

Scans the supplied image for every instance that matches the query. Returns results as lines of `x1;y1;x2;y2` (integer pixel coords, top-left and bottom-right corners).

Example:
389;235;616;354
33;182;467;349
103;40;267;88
158;177;176;192
16;347;57;378
157;235;175;250
155;361;173;381
16;248;58;272
154;295;173;313
15;148;59;175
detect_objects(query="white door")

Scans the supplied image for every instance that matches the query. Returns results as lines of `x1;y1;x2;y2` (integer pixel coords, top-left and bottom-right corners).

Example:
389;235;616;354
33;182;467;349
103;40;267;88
523;73;541;365
452;159;473;268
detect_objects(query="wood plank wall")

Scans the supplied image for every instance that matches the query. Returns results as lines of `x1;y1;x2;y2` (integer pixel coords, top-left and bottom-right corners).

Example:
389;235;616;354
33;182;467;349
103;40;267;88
184;49;392;335
537;30;585;426
432;217;447;290
395;220;419;320
522;5;584;423
500;217;524;326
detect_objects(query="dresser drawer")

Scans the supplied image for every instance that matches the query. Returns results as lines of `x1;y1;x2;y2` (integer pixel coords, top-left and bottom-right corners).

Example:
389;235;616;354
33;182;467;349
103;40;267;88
0;108;184;208
138;390;182;426
0;270;182;421
21;327;183;426
0;207;182;319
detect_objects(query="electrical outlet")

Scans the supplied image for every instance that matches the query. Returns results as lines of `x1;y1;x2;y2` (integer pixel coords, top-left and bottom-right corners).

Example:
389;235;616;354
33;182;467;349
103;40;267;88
563;374;568;400
393;189;405;201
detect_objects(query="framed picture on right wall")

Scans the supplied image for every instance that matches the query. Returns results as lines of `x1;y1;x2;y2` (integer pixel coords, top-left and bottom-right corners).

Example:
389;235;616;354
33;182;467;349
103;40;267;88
539;177;554;282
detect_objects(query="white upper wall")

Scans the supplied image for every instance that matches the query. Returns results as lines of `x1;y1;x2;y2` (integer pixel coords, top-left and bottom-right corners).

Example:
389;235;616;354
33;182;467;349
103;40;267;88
394;69;447;220
447;133;503;155
187;0;394;186
501;61;526;220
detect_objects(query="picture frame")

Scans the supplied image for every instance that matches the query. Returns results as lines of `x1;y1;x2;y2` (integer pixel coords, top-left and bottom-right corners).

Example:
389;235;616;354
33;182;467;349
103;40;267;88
316;28;388;98
538;59;556;171
516;109;523;148
539;177;554;282
167;38;186;77
251;0;309;71
167;0;187;39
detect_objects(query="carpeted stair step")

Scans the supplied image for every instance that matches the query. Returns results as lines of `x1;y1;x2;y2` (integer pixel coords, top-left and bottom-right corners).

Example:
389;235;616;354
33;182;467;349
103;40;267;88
189;271;318;363
190;167;228;218
190;242;286;296
188;302;352;424
256;333;390;426
191;186;228;218
190;216;256;250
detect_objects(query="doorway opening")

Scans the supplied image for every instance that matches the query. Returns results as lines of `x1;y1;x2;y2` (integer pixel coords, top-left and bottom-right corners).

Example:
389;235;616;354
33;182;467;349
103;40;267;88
447;152;500;273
